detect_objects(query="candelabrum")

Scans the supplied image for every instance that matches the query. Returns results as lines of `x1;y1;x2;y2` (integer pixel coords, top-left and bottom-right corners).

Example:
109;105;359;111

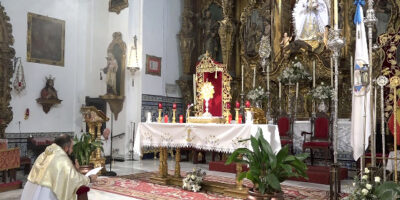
327;28;345;200
235;108;240;122
172;108;176;123
157;109;162;123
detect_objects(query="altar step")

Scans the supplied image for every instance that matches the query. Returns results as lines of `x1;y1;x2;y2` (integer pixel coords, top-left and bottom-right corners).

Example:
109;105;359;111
209;161;348;185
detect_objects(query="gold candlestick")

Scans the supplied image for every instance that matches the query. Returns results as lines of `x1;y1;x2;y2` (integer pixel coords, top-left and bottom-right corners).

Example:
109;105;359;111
235;108;239;122
172;109;176;123
157;109;162;123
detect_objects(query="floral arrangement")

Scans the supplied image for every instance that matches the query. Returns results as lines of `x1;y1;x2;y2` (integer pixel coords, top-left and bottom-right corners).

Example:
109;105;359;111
182;168;206;192
278;61;311;84
200;82;215;100
247;86;267;101
344;168;400;200
309;82;334;100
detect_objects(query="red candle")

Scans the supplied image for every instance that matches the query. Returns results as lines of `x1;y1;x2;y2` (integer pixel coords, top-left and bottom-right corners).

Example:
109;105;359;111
158;103;163;109
235;101;240;109
173;103;177;109
245;100;251;108
164;115;169;123
228;114;232;124
226;102;231;109
179;115;183;123
238;115;243;124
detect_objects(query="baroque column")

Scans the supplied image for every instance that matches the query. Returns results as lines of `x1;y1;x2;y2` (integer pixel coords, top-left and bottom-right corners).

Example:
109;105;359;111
218;0;235;66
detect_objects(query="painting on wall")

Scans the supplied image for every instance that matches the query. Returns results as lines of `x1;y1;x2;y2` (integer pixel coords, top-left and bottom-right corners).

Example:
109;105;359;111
27;12;65;66
145;55;162;76
109;0;129;14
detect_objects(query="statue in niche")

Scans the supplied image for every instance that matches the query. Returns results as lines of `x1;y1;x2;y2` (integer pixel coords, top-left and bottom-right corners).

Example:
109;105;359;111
375;0;392;37
293;0;329;41
40;76;58;100
103;52;118;95
200;10;219;59
243;10;264;57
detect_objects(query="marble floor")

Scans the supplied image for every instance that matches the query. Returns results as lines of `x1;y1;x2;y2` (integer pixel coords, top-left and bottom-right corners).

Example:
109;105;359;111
0;159;353;200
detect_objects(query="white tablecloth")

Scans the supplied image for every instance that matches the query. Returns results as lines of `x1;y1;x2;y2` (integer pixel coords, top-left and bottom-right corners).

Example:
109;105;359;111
134;123;281;157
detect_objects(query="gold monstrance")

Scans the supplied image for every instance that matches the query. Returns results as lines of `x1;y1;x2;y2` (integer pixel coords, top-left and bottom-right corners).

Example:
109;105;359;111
200;81;215;118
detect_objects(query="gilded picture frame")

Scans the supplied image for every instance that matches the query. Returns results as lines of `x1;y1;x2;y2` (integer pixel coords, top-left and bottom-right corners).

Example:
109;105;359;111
109;0;129;14
27;12;65;66
145;55;162;76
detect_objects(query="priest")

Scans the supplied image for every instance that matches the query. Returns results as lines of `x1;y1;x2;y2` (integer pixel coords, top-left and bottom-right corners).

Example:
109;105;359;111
21;134;97;200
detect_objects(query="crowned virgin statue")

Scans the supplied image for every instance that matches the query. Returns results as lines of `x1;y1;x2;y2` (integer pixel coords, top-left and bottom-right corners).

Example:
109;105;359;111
293;0;329;41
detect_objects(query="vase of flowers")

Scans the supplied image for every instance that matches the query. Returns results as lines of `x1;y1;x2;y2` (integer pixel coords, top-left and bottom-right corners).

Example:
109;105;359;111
309;82;333;113
182;168;206;192
247;86;266;108
278;61;312;85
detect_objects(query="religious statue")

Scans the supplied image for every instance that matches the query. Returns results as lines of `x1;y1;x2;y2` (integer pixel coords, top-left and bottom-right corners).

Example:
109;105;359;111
103;53;118;95
200;10;219;59
40;76;58;100
293;0;329;41
280;32;292;48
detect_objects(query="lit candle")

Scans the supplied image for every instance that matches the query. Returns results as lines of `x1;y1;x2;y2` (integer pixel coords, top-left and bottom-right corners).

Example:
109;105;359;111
158;102;162;109
241;64;244;92
331;57;334;87
164;115;169;123
236;101;240;109
253;67;256;88
296;82;299;99
179;115;183;123
173;103;177;109
334;0;338;29
238;115;243;124
279;81;282;99
267;65;270;91
226;102;231;109
313;61;316;88
245;100;251;108
228;114;232;124
350;55;353;87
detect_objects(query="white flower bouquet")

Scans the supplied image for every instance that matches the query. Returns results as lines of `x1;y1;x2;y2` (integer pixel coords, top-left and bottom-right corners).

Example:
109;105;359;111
309;82;334;100
247;86;267;101
278;62;312;84
182;168;206;192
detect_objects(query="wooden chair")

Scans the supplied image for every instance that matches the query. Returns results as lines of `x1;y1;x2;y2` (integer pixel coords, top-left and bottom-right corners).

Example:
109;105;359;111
276;113;293;154
301;113;332;165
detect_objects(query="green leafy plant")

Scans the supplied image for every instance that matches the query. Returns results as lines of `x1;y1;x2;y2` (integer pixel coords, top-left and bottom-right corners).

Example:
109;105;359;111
226;128;308;195
73;133;103;166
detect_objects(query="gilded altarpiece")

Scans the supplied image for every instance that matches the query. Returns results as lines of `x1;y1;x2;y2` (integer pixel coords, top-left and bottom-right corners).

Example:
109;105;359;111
178;0;393;120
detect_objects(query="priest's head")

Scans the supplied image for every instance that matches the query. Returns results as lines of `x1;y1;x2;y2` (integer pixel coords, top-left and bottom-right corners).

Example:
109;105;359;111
54;134;73;155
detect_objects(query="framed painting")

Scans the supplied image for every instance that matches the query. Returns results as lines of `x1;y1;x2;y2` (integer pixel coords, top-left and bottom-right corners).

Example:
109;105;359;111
109;0;129;14
145;55;161;76
27;13;65;66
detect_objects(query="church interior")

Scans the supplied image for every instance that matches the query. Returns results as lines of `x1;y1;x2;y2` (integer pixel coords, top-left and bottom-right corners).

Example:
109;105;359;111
1;0;400;199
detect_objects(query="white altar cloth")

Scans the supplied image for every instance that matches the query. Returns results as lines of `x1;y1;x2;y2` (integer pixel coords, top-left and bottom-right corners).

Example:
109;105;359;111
134;123;281;156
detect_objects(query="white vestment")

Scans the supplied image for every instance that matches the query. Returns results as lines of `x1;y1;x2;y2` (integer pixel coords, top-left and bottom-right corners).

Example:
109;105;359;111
21;181;57;200
293;0;329;41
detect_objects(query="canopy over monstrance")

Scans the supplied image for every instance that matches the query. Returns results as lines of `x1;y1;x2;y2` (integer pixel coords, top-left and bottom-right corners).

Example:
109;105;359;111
177;0;395;120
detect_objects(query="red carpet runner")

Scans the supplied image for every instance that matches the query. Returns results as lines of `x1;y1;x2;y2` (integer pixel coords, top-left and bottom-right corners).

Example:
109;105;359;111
91;172;340;199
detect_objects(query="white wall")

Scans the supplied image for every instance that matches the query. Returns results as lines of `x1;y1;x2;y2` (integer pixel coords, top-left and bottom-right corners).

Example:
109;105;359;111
4;0;87;134
142;0;182;97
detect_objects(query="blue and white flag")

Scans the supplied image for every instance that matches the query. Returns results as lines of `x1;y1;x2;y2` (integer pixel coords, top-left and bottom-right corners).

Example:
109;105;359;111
351;0;372;161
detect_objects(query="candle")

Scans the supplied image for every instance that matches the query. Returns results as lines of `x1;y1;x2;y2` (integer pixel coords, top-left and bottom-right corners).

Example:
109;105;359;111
238;115;243;124
147;112;152;122
253;67;256;88
245;100;251;108
241;65;244;92
279;81;282;99
158;102;162;109
193;74;197;105
179;115;183;123
313;61;316;88
334;0;338;29
164;115;169;123
236;101;240;109
267;65;270;91
227;102;231;109
173;103;177;109
331;57;334;87
296;82;299;98
228;114;232;124
350;55;353;87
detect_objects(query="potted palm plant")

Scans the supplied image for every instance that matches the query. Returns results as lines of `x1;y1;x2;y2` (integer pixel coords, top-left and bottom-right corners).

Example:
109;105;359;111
226;128;308;200
73;133;103;174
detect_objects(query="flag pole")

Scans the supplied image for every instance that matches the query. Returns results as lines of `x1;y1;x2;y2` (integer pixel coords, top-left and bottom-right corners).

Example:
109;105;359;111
364;0;377;174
